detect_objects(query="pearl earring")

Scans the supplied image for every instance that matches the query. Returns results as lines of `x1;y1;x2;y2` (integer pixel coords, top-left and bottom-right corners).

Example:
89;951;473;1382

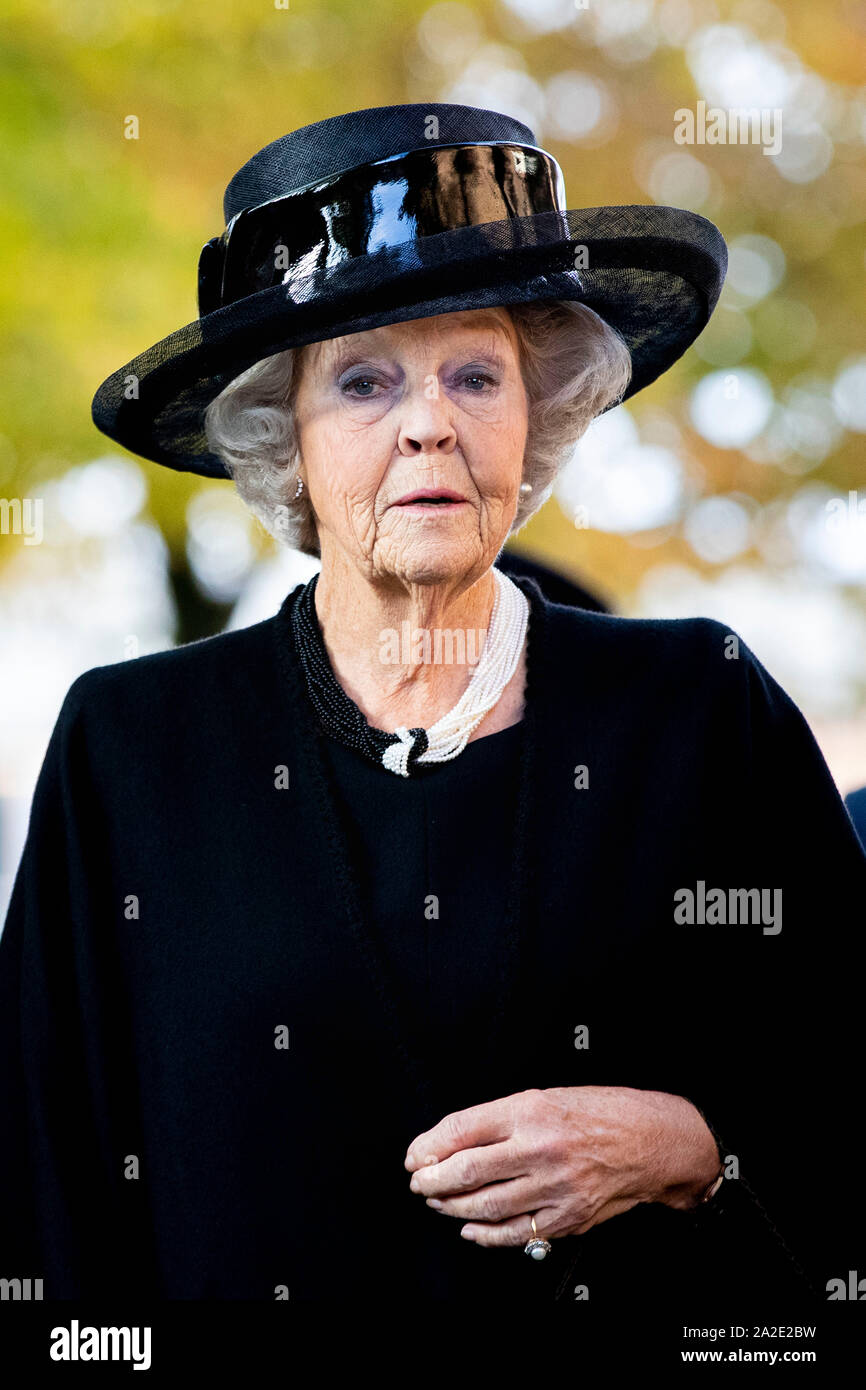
294;476;305;499
519;480;533;496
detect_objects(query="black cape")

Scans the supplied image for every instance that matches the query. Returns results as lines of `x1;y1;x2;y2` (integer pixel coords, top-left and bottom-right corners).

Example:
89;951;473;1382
2;574;864;1307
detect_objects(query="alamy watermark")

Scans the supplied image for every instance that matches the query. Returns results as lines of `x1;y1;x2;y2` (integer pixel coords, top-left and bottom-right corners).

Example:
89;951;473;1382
49;1320;151;1370
674;882;782;935
674;101;783;157
1;1276;43;1300
378;623;487;665
825;489;865;533
0;497;43;545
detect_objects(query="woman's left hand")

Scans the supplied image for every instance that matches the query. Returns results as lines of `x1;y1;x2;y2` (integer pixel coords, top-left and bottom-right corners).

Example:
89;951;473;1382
404;1085;722;1247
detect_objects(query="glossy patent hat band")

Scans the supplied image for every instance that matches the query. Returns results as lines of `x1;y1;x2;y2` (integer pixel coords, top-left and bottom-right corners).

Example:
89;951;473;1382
197;142;567;316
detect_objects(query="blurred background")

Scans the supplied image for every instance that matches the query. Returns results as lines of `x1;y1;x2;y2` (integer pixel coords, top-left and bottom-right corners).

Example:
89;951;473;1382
2;0;865;917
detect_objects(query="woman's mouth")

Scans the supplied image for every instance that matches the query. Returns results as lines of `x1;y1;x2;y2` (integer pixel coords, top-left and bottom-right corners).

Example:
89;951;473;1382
392;489;467;511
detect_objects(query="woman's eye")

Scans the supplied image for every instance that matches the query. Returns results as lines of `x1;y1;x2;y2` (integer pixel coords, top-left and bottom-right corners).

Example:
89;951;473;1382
341;376;380;397
340;371;497;397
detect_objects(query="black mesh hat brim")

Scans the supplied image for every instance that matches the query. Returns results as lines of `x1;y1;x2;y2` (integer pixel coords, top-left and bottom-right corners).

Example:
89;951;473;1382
91;204;727;479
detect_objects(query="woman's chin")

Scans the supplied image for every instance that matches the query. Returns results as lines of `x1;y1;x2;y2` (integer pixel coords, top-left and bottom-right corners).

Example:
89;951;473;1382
384;538;491;587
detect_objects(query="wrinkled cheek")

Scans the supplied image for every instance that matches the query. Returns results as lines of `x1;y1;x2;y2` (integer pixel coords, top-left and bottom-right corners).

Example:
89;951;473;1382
342;492;380;553
479;493;516;538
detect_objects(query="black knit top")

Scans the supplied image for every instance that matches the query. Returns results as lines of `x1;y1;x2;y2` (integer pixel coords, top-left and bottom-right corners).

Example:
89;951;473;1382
318;720;568;1301
2;576;865;1308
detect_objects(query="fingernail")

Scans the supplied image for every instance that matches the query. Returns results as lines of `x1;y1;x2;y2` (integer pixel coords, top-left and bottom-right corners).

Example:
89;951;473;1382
460;1226;476;1240
409;1176;420;1192
426;1198;442;1209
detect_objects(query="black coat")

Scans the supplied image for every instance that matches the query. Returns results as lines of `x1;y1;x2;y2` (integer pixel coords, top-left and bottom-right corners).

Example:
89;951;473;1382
2;574;864;1307
845;786;866;852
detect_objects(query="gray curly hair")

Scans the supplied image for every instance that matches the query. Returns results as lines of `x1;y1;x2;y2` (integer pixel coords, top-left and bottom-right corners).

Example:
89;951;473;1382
204;300;632;558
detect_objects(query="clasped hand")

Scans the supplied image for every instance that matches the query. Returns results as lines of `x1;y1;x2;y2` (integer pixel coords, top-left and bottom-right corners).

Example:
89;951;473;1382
404;1085;721;1247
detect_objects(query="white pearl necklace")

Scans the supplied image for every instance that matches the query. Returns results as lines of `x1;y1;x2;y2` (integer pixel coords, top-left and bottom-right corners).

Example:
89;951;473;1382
381;567;529;777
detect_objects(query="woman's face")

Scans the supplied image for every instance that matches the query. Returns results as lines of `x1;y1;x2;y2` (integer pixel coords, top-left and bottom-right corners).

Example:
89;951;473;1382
292;308;529;588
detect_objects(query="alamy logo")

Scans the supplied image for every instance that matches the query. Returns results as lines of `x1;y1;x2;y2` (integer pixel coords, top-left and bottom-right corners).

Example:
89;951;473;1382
673;101;782;156
0;497;43;545
49;1320;152;1371
674;881;782;935
378;623;487;666
0;1276;43;1300
826;1271;866;1300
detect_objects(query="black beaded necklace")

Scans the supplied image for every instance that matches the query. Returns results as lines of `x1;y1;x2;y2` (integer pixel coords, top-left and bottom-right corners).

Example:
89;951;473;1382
273;571;582;1302
290;571;430;773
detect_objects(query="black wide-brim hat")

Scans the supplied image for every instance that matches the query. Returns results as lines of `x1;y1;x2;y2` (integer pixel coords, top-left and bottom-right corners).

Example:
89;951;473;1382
91;102;727;480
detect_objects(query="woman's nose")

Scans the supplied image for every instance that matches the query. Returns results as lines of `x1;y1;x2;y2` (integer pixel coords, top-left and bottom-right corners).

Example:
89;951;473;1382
395;383;458;455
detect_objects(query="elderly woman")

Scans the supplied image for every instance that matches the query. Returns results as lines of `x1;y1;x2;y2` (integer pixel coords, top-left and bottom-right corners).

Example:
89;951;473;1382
2;103;864;1312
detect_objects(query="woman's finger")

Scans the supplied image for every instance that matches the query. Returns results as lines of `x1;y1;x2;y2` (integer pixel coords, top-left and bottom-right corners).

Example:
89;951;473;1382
426;1175;542;1224
405;1089;535;1172
459;1204;565;1248
409;1140;525;1197
455;1192;641;1246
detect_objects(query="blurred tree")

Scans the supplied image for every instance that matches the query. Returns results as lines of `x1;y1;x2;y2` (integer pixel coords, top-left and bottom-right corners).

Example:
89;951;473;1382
1;0;864;643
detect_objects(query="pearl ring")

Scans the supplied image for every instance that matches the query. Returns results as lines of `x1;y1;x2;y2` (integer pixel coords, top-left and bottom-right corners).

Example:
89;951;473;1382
523;1214;552;1261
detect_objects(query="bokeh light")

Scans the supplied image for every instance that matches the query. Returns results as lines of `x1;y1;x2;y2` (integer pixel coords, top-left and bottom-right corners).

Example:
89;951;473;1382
555;407;685;533
683;494;753;563
56;457;148;537
689;369;775;447
544;72;618;145
725;235;786;303
185;488;256;603
832;358;866;432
